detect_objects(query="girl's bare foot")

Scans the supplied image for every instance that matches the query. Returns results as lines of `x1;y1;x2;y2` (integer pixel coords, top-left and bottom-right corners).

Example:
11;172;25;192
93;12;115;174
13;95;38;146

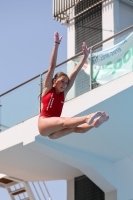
85;111;105;125
94;114;109;128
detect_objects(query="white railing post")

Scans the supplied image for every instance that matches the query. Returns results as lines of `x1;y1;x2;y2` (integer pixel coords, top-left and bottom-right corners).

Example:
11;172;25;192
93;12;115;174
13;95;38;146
89;47;93;90
39;73;43;114
43;182;52;200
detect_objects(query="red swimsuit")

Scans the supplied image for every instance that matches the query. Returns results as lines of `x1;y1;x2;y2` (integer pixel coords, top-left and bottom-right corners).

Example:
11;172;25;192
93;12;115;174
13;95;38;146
40;87;65;117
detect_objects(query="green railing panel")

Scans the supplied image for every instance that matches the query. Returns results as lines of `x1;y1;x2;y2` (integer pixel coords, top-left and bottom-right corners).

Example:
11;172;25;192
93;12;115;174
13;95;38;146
91;29;133;87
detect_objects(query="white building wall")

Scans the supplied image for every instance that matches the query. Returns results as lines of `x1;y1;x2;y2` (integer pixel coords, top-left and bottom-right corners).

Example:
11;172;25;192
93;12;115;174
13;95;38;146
114;158;133;200
67;22;75;58
66;8;76;101
119;1;133;31
102;0;115;40
102;0;120;48
67;179;74;200
102;0;133;44
105;190;117;200
102;6;133;197
113;0;120;34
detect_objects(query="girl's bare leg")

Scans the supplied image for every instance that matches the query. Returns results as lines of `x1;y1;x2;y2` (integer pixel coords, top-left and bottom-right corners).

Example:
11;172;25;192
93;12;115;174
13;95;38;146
38;115;88;136
38;111;108;138
48;123;93;139
48;113;109;139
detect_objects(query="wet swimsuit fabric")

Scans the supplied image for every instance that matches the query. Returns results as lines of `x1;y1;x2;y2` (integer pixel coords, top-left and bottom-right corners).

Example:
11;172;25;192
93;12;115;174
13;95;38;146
40;87;64;117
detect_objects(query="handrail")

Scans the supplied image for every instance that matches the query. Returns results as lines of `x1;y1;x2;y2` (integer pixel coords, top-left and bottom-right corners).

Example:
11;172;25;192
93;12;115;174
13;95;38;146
1;24;133;97
38;182;47;200
43;182;52;200
0;74;41;97
92;25;133;50
32;182;41;200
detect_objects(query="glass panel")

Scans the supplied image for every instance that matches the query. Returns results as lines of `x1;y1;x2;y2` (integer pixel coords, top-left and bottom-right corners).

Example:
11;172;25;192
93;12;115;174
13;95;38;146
70;57;90;99
0;77;40;132
92;28;133;88
0;99;2;132
6;27;132;131
58;59;90;100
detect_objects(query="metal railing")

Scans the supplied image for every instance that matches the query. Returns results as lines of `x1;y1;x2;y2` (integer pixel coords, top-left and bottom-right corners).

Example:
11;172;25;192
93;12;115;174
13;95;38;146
30;182;52;200
1;24;133;97
0;24;133;132
53;0;107;23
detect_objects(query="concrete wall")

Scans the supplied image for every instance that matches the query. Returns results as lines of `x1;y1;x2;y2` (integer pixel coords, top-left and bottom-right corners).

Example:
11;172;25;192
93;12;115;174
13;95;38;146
105;190;117;200
67;179;74;200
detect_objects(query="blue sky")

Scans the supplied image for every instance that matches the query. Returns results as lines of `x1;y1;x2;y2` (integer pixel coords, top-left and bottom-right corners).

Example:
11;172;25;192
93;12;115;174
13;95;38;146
0;0;67;199
0;0;67;94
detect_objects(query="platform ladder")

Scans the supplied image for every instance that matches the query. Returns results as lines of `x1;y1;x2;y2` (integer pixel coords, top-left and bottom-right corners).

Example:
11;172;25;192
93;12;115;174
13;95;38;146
0;176;52;200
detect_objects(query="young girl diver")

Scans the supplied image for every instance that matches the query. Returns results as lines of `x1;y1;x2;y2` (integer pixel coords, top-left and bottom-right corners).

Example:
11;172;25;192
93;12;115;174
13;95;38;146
38;32;109;139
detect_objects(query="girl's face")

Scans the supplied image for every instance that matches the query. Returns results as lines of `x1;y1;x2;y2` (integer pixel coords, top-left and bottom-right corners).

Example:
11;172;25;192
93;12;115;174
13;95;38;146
53;75;69;93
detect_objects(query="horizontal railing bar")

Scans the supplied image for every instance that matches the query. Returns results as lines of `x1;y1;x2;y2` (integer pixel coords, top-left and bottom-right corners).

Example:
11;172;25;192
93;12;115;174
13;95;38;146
0;124;10;128
41;53;81;75
1;24;133;97
92;25;133;50
44;25;133;69
0;74;41;97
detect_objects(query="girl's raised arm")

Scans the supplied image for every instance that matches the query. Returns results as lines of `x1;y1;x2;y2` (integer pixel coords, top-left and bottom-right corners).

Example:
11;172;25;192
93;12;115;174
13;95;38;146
65;42;90;94
42;32;62;96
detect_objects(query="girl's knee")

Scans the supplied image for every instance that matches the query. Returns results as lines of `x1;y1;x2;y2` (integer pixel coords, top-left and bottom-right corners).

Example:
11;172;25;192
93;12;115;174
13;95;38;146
74;127;86;133
39;131;48;137
48;133;58;139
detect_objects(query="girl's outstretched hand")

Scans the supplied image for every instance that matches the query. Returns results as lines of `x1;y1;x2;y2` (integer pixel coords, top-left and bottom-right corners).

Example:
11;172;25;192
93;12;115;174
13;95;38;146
54;32;62;44
82;42;90;58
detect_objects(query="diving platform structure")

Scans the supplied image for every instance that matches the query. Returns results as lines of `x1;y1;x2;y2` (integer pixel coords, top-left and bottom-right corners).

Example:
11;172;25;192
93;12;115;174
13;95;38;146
1;71;133;200
1;0;133;199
